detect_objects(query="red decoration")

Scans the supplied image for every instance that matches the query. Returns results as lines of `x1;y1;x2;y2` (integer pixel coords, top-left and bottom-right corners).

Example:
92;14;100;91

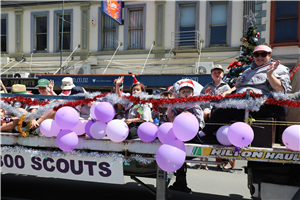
256;32;260;37
2;92;300;114
243;38;247;42
249;57;253;62
228;61;242;69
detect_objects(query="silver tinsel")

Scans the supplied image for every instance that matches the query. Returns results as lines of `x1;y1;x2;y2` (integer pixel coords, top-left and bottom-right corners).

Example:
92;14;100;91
1;91;299;122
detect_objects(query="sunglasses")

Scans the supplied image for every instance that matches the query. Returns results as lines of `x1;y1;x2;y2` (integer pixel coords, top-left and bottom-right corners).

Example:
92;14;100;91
253;52;269;58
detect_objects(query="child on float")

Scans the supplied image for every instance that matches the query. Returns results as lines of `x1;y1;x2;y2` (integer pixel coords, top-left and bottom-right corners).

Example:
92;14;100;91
201;64;231;122
151;87;174;125
113;76;127;120
167;80;205;193
119;75;152;139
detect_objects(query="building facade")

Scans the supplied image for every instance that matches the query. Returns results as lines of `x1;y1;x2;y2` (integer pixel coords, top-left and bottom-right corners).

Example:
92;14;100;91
1;1;299;78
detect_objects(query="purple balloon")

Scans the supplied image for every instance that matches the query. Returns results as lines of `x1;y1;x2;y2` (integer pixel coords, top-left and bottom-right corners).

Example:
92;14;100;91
165;139;185;152
90;121;107;139
94;102;115;123
106;119;129;142
56;130;79;151
216;125;232;146
40;119;61;137
71;120;87;136
227;122;254;148
156;144;186;172
282;125;300;151
138;122;158;142
55;106;79;130
90;102;100;119
85;120;96;137
157;122;177;143
173;113;199;141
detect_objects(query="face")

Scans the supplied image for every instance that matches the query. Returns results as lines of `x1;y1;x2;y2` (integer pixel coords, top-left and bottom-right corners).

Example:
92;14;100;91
211;69;224;81
254;51;271;66
38;86;49;95
131;85;142;95
179;87;194;98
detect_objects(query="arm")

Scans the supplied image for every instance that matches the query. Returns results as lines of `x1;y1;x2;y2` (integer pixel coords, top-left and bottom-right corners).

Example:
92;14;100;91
166;107;176;122
125;118;145;125
267;60;285;92
221;87;236;97
115;76;124;97
0;79;7;93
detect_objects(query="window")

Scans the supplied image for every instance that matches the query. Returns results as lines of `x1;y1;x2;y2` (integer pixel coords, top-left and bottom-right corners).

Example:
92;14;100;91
124;4;146;50
54;10;73;52
128;8;143;49
31;11;49;53
270;1;300;47
179;4;196;46
1;16;7;52
102;14;117;49
35;16;47;51
210;2;227;45
57;13;71;51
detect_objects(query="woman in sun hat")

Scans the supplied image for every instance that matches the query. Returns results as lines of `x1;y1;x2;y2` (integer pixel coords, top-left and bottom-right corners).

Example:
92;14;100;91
60;77;75;96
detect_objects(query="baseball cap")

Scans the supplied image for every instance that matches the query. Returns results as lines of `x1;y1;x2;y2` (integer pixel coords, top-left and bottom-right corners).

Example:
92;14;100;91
211;64;224;72
36;79;49;87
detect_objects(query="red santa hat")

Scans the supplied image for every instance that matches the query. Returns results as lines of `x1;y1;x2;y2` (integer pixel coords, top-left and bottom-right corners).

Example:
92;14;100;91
178;80;195;91
132;75;140;86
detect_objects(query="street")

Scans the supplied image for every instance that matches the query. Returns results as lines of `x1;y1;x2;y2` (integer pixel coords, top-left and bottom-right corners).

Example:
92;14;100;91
1;160;252;200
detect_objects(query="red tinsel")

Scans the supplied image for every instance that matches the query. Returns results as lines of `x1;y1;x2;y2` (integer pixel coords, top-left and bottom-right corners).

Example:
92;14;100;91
1;92;299;113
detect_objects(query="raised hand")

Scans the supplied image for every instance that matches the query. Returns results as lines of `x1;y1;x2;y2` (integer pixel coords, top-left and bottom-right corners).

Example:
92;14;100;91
267;60;280;77
205;87;212;95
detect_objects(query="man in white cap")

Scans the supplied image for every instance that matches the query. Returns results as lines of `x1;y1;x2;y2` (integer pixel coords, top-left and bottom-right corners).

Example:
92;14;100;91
60;77;75;96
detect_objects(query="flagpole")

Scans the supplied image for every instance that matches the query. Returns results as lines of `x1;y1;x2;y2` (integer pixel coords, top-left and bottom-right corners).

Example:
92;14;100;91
60;0;65;74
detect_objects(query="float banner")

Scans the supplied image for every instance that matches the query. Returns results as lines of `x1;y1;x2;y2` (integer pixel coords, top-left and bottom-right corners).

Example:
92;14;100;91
188;146;300;164
1;151;124;184
101;1;122;25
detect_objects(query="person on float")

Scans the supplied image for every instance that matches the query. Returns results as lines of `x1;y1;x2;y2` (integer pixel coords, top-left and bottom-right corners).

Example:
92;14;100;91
151;88;174;125
113;76;127;120
197;43;291;143
115;75;152;139
200;64;231;122
59;77;75;96
167;80;204;193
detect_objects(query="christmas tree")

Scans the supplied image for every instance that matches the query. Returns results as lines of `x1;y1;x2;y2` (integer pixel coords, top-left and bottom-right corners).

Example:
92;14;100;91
224;10;260;88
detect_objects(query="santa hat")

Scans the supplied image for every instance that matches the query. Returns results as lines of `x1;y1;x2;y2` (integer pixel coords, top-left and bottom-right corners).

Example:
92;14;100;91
167;86;173;92
228;61;242;69
178;80;195;91
132;75;140;86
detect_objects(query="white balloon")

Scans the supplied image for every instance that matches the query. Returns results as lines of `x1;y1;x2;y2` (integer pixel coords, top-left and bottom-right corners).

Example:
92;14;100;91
106;120;129;142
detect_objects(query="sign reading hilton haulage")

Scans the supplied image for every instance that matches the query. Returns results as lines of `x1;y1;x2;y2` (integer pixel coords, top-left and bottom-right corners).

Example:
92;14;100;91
188;147;300;164
1;151;124;184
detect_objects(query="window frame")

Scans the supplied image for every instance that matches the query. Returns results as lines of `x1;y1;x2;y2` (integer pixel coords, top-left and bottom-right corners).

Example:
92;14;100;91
205;1;232;48
31;11;49;53
53;9;73;52
270;1;300;47
1;14;8;53
98;7;119;51
175;1;200;49
124;3;146;50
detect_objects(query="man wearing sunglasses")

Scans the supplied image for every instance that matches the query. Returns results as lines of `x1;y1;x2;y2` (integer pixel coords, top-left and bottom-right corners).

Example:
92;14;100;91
196;43;292;144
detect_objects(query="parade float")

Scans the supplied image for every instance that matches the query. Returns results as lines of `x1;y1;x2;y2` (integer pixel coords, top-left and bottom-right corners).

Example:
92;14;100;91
1;87;300;200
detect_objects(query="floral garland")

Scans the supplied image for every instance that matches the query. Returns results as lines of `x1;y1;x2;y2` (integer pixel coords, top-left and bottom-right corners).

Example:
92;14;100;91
17;114;31;137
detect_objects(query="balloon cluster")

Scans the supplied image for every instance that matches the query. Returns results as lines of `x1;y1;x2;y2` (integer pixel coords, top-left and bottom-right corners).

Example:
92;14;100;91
137;113;199;172
216;122;254;148
40;102;128;151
